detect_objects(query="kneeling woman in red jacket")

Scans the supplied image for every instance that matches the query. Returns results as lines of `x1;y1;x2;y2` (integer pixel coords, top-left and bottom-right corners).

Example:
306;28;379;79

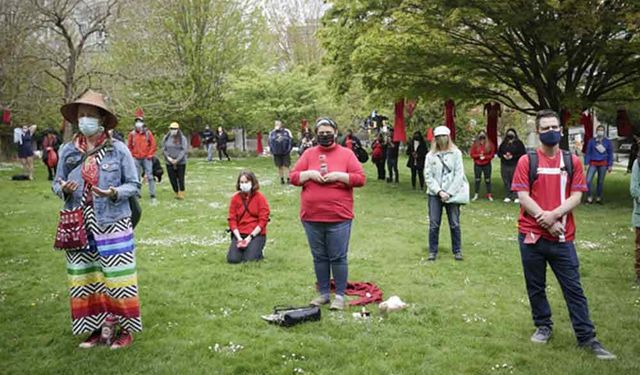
227;170;270;263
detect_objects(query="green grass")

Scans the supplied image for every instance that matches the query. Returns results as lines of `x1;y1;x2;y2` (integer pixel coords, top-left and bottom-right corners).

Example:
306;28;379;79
0;155;639;375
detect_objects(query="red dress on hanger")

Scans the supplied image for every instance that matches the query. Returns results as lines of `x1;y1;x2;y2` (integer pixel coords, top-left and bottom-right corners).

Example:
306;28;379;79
484;102;501;147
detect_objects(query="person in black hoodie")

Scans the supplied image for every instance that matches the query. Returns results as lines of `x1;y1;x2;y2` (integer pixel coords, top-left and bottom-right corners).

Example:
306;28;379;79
385;128;399;183
216;126;231;161
497;127;526;203
406;131;428;190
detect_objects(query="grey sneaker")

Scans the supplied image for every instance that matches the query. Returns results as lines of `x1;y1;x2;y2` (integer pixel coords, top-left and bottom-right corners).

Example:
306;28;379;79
580;339;616;360
530;326;552;344
329;296;345;311
454;252;463;261
309;295;330;306
427;253;437;261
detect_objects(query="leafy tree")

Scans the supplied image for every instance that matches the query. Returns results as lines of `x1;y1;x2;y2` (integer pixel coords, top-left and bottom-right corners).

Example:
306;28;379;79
321;0;640;147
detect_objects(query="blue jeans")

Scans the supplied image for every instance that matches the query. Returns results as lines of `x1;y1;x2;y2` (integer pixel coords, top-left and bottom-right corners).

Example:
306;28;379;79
302;220;352;296
518;234;596;344
428;195;461;254
586;165;607;198
206;143;214;161
135;158;156;197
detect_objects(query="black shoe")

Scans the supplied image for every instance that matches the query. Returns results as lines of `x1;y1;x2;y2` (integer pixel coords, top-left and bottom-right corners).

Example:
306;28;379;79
280;177;285;185
427;253;437;261
386;178;392;183
595;198;603;205
287;178;290;184
530;326;552;344
454;253;463;261
579;339;616;360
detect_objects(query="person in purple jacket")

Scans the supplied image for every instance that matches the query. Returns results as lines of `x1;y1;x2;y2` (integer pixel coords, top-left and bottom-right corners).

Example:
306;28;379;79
584;125;614;204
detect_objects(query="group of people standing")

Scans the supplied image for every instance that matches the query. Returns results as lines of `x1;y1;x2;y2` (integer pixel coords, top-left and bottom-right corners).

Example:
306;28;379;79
43;89;621;362
202;125;231;162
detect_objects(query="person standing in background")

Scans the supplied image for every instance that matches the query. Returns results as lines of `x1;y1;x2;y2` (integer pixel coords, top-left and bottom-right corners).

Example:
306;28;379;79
162;122;188;200
127;116;157;201
269;120;293;185
216;126;231;161
584;125;614;204
202;125;215;162
498;128;526;203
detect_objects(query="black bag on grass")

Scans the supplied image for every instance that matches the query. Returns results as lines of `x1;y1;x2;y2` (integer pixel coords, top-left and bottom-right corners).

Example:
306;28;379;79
261;305;321;327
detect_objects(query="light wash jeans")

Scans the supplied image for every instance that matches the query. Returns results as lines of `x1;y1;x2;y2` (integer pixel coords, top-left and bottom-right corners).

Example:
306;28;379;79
135;158;156;198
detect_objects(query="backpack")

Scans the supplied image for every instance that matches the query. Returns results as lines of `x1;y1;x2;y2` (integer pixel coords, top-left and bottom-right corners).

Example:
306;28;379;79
271;129;292;155
371;143;383;162
527;150;574;191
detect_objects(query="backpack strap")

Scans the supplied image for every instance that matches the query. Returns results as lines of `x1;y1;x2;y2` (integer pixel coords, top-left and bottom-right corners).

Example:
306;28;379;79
527;149;574;192
527;150;538;192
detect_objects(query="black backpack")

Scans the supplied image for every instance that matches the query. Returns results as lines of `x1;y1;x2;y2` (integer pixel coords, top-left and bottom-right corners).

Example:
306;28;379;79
527;150;574;191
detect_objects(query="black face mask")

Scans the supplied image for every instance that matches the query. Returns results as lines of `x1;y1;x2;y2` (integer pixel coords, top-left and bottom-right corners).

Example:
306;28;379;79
506;134;515;140
317;134;335;147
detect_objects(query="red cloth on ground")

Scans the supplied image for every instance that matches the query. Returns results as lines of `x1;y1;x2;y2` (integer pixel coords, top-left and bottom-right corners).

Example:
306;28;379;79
511;149;588;242
227;191;270;235
327;280;384;306
289;144;366;222
484;102;501;147
580;112;593;154
256;132;263;154
393;100;407;142
444;99;456;141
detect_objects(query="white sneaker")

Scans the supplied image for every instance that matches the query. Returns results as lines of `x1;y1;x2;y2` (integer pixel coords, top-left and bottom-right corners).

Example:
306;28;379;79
503;197;511;203
514;198;520;204
472;193;479;201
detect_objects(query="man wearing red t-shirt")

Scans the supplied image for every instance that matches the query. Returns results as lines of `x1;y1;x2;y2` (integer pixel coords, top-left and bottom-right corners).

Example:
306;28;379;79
511;110;615;360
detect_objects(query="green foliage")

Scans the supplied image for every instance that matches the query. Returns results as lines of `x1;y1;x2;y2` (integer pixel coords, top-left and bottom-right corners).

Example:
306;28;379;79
1;157;640;374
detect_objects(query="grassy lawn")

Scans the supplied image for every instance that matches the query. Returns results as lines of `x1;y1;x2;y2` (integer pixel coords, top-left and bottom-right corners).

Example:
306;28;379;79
0;153;639;375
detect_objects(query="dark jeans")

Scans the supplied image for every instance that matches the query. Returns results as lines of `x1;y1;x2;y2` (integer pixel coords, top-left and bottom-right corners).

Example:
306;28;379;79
501;163;517;200
218;146;230;161
374;159;386;180
586;165;607;198
166;164;186;192
428;195;461;254
474;163;492;194
302;220;352;296
227;235;266;263
387;158;399;182
410;166;425;190
518;234;596;344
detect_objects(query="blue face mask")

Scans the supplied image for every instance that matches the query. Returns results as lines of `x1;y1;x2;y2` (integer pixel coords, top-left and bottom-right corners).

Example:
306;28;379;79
539;130;561;146
79;116;102;136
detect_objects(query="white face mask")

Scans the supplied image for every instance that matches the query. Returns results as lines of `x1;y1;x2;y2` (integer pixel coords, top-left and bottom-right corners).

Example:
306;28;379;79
239;182;252;193
135;122;144;129
596;131;604;137
170;129;178;136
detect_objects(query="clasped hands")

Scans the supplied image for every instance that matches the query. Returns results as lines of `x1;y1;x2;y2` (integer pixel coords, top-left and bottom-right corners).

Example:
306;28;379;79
535;210;565;237
303;170;348;184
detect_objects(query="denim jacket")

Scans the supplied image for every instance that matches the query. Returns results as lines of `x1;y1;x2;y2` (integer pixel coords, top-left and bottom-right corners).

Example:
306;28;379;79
630;159;640;227
52;139;141;226
424;148;466;198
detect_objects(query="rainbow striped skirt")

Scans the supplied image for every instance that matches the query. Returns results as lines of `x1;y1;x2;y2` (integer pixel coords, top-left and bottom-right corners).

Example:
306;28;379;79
65;217;142;334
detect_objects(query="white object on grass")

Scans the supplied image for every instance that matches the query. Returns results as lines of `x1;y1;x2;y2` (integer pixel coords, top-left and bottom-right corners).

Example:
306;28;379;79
378;295;408;312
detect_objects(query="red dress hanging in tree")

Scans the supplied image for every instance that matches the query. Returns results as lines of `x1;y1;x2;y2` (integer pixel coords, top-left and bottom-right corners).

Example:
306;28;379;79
393;100;407;143
617;108;633;137
580;112;593;153
484;102;501;147
256;132;263;154
444;99;456;141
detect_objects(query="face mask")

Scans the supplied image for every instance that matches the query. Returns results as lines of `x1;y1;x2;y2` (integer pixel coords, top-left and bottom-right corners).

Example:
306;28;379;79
239;182;252;193
506;133;515;140
79;117;101;136
596;131;604;138
317;134;335;147
414;136;421;141
135;122;144;130
539;130;561;146
436;136;448;148
170;129;178;136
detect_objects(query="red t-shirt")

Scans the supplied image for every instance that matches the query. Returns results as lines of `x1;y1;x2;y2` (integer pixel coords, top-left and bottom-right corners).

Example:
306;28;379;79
511;149;587;241
289;144;366;222
227;191;270;235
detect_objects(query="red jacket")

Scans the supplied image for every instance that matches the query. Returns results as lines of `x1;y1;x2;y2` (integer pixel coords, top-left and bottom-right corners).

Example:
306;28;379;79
128;129;157;159
289;144;366;222
227;191;270;235
470;142;495;166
